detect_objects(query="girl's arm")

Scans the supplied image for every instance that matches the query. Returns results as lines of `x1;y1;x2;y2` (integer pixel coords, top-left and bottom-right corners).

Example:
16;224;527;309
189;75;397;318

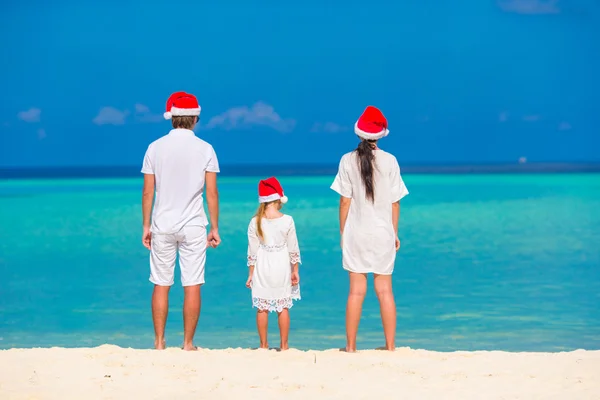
247;220;260;273
287;218;301;271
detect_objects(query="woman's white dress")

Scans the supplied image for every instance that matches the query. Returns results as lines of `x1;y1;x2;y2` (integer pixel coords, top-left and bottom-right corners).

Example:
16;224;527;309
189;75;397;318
247;215;301;312
330;149;409;275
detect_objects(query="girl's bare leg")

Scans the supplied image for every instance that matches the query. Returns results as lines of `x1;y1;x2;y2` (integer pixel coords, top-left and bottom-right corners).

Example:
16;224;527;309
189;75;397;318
374;274;396;351
277;308;290;350
346;272;367;352
256;310;269;348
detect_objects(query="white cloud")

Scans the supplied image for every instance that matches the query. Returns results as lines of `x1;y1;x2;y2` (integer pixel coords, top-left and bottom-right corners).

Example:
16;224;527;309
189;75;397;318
204;102;295;133
37;128;47;140
93;107;129;125
498;0;560;14
311;122;349;133
135;103;150;113
522;114;541;122
134;103;163;123
498;111;509;122
558;121;572;131
18;108;41;123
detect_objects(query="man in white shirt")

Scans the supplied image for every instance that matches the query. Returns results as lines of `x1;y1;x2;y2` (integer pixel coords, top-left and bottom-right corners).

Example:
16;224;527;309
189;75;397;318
141;91;220;350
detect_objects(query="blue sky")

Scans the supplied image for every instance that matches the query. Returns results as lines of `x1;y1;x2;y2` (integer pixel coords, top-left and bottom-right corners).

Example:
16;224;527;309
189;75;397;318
1;0;599;167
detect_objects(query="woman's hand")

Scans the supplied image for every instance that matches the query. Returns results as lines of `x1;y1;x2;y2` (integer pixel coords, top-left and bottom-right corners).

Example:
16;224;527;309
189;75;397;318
291;271;300;286
142;227;152;250
395;236;401;251
245;276;252;288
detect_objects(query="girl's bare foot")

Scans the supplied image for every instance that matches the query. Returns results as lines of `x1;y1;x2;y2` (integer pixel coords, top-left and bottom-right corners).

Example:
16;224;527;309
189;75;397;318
259;343;269;349
344;346;357;353
154;339;166;350
182;343;198;351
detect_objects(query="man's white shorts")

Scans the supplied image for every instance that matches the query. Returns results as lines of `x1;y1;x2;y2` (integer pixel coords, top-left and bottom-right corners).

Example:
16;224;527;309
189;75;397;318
149;226;207;287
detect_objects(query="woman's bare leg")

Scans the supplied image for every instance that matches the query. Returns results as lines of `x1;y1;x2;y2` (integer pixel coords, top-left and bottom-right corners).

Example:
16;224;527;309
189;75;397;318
277;308;290;350
374;274;396;351
346;272;367;352
256;310;269;348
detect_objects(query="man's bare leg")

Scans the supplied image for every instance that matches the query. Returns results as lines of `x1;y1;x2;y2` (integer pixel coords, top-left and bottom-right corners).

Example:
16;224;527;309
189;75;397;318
152;285;170;350
183;284;201;351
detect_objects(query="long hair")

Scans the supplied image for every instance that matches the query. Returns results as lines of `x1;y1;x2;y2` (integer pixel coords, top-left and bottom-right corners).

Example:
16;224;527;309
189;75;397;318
255;203;267;241
355;139;377;202
254;200;282;240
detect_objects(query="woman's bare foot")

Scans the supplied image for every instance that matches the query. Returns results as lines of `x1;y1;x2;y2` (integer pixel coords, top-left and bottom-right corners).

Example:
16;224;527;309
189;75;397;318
154;339;166;350
280;343;289;351
259;343;269;349
344;346;357;353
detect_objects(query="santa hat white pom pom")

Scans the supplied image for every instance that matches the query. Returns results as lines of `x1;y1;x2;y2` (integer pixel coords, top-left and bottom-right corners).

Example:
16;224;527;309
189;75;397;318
280;195;288;204
163;112;172;120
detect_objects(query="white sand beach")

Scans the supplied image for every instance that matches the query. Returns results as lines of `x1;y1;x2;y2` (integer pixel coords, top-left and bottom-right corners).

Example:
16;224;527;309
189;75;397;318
1;345;598;400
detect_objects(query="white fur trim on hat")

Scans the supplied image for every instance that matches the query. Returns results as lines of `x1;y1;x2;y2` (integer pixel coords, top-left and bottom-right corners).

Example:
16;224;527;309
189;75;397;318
280;195;288;204
354;122;389;140
163;106;201;119
259;193;283;203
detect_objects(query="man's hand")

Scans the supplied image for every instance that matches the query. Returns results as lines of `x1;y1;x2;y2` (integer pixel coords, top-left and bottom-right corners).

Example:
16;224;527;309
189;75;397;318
142;227;152;249
207;229;221;248
395;236;401;251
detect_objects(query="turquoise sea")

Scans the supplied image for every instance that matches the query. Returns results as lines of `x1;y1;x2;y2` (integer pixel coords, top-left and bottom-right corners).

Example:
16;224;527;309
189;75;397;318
0;173;599;351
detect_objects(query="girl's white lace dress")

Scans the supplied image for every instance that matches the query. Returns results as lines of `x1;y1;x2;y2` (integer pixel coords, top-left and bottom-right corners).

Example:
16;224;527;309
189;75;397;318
247;214;301;312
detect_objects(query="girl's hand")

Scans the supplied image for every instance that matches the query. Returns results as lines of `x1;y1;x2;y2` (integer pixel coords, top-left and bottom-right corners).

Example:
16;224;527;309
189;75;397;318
291;271;300;285
245;276;252;288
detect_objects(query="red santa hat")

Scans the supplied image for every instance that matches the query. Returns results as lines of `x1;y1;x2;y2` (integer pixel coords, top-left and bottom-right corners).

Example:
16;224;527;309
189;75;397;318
163;91;201;120
258;177;288;204
354;105;389;140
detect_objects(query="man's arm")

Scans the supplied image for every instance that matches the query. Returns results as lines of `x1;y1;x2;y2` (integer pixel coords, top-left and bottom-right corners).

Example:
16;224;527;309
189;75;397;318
142;174;155;249
205;171;220;247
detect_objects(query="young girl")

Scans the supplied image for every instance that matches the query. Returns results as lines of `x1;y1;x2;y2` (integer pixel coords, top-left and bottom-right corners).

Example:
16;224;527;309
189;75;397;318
246;177;301;350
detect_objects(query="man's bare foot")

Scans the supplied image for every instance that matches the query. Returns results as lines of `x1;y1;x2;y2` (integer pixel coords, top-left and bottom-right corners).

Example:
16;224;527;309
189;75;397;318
182;343;198;351
154;339;166;350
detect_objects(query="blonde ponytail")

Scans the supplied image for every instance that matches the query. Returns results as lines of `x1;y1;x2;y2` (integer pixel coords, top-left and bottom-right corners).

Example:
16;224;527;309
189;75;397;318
255;203;267;241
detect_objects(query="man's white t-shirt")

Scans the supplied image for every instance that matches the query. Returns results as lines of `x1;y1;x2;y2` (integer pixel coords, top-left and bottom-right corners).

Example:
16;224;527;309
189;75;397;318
141;129;219;234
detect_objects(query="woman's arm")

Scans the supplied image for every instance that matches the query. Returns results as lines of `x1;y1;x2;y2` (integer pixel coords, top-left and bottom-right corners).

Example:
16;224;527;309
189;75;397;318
392;201;400;234
339;196;351;235
392;201;400;250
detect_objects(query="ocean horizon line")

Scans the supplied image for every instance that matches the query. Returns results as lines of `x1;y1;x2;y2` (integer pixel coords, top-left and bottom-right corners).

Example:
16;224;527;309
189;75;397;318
1;162;600;179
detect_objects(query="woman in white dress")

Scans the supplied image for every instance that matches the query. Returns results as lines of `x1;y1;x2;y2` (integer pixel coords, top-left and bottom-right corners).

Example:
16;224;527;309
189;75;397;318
330;106;409;352
246;177;301;350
